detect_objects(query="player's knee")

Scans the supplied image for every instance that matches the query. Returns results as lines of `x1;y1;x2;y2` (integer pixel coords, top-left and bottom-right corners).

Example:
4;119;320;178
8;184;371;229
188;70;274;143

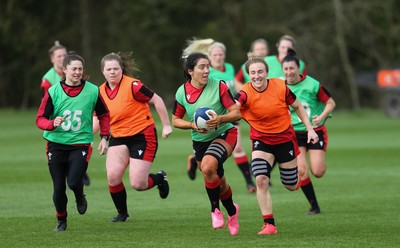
233;145;244;155
251;158;272;178
67;179;80;192
204;143;228;166
255;175;270;190
279;166;298;191
200;161;218;179
311;166;326;178
284;184;298;191
203;142;228;179
130;180;147;191
297;163;308;179
107;172;121;185
54;184;67;195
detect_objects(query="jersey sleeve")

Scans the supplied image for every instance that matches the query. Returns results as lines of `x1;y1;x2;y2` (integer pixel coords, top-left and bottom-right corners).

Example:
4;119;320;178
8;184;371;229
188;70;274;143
40;79;52;97
285;86;297;105
172;100;186;118
316;84;332;103
36;92;56;130
131;81;154;102
234;91;247;106
94;93;110;137
235;69;244;83
220;81;236;109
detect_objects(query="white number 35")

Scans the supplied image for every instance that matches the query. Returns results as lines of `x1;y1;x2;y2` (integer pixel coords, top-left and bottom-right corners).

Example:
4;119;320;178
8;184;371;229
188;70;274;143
61;110;82;131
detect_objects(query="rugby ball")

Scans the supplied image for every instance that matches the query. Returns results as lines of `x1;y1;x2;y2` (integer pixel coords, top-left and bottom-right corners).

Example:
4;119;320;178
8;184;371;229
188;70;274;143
194;107;217;131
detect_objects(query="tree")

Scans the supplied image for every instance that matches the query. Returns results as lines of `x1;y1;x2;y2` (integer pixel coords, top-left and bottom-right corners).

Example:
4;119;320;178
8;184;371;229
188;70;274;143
334;0;360;110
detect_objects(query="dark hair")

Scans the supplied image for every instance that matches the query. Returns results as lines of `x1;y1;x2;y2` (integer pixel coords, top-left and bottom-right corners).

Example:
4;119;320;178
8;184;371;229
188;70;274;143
182;53;210;81
63;51;84;68
48;40;66;57
282;48;300;67
245;54;268;74
62;51;89;80
101;52;140;77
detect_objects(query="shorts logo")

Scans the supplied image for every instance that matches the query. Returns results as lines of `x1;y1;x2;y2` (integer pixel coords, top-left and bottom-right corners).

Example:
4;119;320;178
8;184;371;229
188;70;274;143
319;141;323;147
82;151;86;157
289;150;293;156
48;152;52;160
254;141;260;148
138;150;143;156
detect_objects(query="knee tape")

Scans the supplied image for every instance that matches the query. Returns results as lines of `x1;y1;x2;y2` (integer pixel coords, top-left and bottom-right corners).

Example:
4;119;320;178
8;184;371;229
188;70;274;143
279;167;298;186
204;142;228;165
251;158;272;178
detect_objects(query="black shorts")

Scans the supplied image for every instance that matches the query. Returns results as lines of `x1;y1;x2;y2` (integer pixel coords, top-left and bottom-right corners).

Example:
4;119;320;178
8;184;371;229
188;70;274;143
109;126;158;162
46;141;91;165
295;125;328;151
252;139;299;163
193;139;225;178
192;127;237;178
192;127;237;161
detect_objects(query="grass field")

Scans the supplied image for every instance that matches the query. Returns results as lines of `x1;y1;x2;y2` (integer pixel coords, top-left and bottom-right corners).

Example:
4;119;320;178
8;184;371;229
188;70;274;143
0;109;399;247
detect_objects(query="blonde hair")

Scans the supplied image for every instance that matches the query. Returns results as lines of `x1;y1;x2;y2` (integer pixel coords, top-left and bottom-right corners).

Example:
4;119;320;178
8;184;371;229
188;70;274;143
208;42;226;55
182;38;214;58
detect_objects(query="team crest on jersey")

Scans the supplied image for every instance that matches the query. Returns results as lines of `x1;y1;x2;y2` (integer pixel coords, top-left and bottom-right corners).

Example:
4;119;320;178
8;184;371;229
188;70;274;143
132;82;139;86
186;94;191;100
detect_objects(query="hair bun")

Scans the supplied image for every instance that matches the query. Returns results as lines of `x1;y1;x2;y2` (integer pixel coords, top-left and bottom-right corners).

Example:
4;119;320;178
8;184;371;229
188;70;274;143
287;48;296;56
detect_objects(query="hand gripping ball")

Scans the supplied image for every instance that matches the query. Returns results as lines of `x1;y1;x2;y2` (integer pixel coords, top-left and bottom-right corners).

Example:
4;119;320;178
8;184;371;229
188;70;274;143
193;107;217;132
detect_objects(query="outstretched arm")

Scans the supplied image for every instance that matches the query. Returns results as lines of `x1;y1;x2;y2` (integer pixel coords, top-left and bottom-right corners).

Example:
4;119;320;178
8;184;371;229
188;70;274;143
291;99;319;144
312;97;336;127
149;93;172;139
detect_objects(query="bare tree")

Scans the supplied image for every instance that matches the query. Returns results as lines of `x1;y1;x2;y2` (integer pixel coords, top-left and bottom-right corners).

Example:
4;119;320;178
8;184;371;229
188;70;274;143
80;0;91;64
333;0;360;109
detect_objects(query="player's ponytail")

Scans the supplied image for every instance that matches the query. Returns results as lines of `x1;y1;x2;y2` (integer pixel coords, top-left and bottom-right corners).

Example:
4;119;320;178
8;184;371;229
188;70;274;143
101;52;140;78
182;38;214;58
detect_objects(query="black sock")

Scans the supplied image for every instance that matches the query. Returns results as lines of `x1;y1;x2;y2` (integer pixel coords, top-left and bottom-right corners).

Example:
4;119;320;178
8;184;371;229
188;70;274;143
220;187;236;216
149;173;163;186
265;217;275;226
301;180;319;208
205;179;220;212
57;212;67;222
263;214;275;225
110;188;128;214
237;162;254;184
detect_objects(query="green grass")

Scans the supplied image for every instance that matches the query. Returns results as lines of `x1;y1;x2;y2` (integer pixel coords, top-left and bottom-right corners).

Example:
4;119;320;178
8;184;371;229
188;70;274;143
0;109;399;247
